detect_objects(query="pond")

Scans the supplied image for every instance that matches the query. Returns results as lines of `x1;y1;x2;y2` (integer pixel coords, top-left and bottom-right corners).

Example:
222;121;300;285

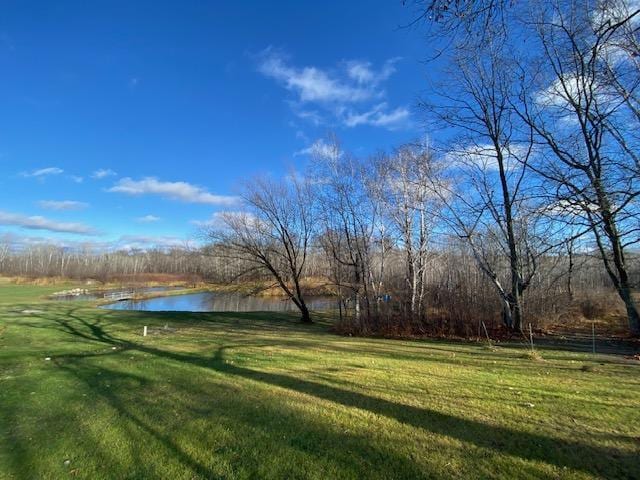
100;291;336;313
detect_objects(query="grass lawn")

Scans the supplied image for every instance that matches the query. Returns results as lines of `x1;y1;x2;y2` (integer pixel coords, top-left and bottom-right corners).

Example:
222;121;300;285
0;285;638;479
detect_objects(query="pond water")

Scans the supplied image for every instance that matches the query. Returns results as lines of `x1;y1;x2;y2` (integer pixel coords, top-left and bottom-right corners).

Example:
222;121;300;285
100;291;336;313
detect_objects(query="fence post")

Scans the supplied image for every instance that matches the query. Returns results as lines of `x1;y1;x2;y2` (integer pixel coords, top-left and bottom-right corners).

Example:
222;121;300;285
529;323;534;351
481;321;492;347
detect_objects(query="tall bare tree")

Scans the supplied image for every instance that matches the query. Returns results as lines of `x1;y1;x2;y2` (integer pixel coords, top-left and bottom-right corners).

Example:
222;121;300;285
376;143;442;321
310;141;380;326
206;176;315;323
424;32;544;331
516;0;640;334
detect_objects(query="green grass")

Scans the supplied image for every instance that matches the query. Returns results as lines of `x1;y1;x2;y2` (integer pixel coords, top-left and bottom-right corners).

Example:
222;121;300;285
0;285;638;479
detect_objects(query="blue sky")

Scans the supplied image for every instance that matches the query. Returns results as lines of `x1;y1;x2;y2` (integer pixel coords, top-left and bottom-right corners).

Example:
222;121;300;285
0;1;430;250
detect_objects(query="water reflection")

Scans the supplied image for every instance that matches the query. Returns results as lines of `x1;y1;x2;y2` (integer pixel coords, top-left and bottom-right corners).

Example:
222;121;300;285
101;291;335;312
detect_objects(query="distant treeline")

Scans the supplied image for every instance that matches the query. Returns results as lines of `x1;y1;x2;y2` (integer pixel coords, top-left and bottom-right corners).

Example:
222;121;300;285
2;235;634;337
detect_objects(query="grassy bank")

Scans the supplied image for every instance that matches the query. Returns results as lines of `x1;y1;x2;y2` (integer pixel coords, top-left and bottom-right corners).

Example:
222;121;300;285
0;285;638;479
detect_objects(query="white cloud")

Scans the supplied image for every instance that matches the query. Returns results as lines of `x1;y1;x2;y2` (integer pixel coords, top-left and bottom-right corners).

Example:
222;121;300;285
108;177;239;206
345;58;399;85
294;108;324;125
21;167;63;178
295;139;342;159
257;48;410;130
541;199;601;218
258;49;373;103
69;175;84;183
136;214;161;223
0;210;96;235
534;75;587;108
446;143;528;171
0;232;110;251
591;0;640;30
533;73;620;128
191;211;232;228
191;211;262;231
37;200;89;211
115;235;186;251
343;103;410;129
346;61;377;84
0;233;191;252
92;168;117;179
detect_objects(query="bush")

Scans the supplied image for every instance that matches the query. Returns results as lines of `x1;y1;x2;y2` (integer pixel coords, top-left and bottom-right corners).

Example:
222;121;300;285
577;294;622;320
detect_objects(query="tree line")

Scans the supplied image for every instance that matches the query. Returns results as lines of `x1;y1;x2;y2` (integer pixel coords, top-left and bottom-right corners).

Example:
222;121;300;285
1;0;638;336
209;0;640;335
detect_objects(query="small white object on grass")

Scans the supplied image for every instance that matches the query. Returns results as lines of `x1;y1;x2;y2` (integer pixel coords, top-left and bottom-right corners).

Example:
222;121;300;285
523;402;535;408
111;346;117;350
44;357;51;361
143;326;147;337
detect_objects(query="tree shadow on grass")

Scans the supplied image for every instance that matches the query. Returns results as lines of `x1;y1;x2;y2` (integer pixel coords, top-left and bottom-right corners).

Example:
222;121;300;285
204;347;638;478
20;306;640;478
50;357;431;478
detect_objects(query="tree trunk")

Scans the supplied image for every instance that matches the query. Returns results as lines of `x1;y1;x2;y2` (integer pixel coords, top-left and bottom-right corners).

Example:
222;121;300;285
495;141;525;333
511;290;523;332
567;242;574;301
501;296;513;329
592;196;639;336
299;302;312;324
619;284;640;336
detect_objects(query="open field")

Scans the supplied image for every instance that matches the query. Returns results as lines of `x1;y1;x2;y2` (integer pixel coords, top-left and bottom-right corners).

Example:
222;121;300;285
0;285;639;479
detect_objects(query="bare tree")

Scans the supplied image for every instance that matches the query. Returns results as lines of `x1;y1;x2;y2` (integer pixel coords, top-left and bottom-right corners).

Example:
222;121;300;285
206;176;315;323
310;141;380;327
376;143;442;322
516;0;640;334
423;31;546;331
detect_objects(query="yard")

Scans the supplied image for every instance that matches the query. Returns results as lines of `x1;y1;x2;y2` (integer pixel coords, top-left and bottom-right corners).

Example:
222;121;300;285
0;285;638;479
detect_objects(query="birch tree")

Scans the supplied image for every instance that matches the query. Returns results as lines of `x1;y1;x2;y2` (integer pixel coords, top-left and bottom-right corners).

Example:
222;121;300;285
377;143;442;321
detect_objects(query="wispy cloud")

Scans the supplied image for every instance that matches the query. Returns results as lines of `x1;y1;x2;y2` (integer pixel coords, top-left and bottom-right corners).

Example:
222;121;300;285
136;214;161;223
92;168;117;179
21;167;64;178
191;211;258;229
0;210;96;235
0;233;190;252
37;200;89;211
69;175;84;183
257;48;410;130
191;212;228;228
446;143;528;171
345;59;398;85
343;103;410;129
295;139;342;159
108;177;239;206
258;49;375;103
115;235;186;251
